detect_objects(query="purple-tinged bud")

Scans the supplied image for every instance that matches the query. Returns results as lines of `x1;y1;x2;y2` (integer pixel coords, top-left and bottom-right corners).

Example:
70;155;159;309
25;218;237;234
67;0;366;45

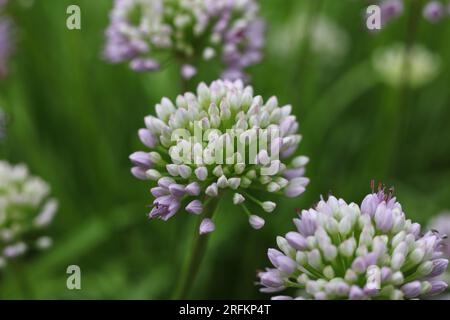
282;167;305;180
249;215;265;230
401;281;421;298
285;232;307;250
364;252;379;266
284;184;306;198
279;116;295;136
181;64;197;80
380;267;392;282
260;270;284;288
322;244;338;261
178;165;192;179
428;280;448;296
349;285;365;300
293;211;316;236
186;200;203;215
268;248;284;267
158;177;175;188
361;194;379;217
129;151;153;168
185;182;201;196
131;166;147;180
409;223;421;238
314;292;327;300
352;257;367;274
151;187;170;197
363;284;379;297
275;255;297;274
284;177;309;198
391;252;406;270
428;259;448;277
195;166;208;181
138;129;157;148
169;184;186;197
199;218;215;235
375;206;394;232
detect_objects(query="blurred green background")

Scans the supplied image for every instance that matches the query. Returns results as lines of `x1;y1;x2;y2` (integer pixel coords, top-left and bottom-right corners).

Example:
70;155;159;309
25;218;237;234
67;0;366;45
0;0;449;299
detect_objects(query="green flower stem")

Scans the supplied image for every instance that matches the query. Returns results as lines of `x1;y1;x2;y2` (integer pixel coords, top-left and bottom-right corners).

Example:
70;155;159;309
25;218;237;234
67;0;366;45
10;260;34;299
373;0;423;177
242;192;262;206
240;203;251;217
292;0;325;103
173;197;220;299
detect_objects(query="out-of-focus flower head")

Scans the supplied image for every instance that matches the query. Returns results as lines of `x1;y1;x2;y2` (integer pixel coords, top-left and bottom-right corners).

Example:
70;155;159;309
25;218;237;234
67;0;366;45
257;183;448;300
0;0;13;78
366;1;449;28
0;161;58;269
271;14;349;65
422;1;446;23
104;0;265;81
130;79;309;234
372;43;441;88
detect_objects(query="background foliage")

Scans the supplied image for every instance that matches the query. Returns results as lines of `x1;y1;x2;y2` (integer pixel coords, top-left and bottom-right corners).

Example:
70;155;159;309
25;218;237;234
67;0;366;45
0;0;449;299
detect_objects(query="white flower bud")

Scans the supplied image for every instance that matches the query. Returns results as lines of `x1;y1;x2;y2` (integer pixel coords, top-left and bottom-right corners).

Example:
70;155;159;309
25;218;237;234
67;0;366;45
261;201;276;213
233;193;245;205
146;169;161;180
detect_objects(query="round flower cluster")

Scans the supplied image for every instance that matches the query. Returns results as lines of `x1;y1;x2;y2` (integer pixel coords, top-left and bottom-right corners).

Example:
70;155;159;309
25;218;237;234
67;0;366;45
0;161;58;269
372;43;441;88
373;0;450;27
257;187;448;300
0;0;13;78
104;0;265;81
130;79;309;234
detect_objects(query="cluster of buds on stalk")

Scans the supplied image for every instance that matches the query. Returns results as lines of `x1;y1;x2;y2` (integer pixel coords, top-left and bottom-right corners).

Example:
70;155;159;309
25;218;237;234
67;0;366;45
104;0;265;81
0;161;58;269
257;184;448;300
130;80;309;234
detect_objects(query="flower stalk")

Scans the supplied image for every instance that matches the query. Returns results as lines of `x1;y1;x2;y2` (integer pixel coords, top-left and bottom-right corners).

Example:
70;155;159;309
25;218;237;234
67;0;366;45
173;197;220;299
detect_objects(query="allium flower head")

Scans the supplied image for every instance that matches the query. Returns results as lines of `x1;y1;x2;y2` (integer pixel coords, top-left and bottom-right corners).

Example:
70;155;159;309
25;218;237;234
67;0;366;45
0;161;58;269
373;43;441;88
0;1;13;78
104;0;265;81
257;184;448;300
130;79;309;233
